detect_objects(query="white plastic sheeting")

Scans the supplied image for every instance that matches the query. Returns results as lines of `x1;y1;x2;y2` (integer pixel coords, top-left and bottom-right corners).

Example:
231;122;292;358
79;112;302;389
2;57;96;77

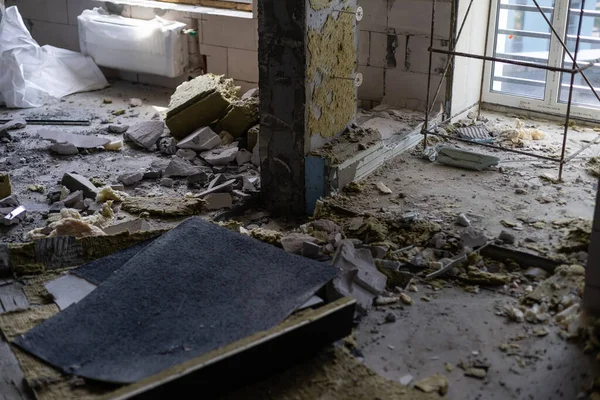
0;6;108;108
78;9;188;78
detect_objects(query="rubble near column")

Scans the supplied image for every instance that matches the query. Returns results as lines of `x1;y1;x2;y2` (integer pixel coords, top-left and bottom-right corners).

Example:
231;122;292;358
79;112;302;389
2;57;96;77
258;0;357;215
585;176;600;315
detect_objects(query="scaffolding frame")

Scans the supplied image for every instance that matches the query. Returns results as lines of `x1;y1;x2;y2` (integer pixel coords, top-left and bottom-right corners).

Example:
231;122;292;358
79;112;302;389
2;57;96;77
422;0;600;180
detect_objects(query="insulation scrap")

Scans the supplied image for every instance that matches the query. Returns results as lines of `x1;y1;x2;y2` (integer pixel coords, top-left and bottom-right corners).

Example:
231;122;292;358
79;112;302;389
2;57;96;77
96;186;127;203
558;220;592;253
458;267;511;286
586;157;600;178
523;264;585;307
26;203;115;240
502;119;546;143
249;228;283;246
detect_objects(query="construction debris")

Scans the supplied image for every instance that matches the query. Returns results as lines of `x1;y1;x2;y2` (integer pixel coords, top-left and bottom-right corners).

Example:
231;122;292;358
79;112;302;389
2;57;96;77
123;121;165;150
121;196;205;217
37;130;111;149
1;205;26;226
0;172;11;199
414;374;448;395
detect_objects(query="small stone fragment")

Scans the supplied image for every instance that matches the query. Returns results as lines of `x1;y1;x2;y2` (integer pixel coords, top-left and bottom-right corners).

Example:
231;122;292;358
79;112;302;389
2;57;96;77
118;172;143;186
456;213;471;227
203;193;233;210
112;109;126;116
399;374;413;386
124;121;165;150
129;98;143;107
236;149;253;165
301;241;321;259
177;126;222;151
164;159;204;178
108;124;129;134
515;188;528;195
103;98;112;104
499;230;516;244
158;136;178;155
176;149;197;160
159;178;174;188
281;233;318;254
376;181;393;194
400;293;413;305
461;227;487;248
200;144;239;166
62;173;98;200
385;312;397;323
465;368;487;379
49;142;78;155
104;140;123;151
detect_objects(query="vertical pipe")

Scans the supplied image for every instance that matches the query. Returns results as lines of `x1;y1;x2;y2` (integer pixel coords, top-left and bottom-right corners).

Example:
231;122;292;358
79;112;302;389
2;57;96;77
423;0;437;148
477;0;494;118
559;0;585;180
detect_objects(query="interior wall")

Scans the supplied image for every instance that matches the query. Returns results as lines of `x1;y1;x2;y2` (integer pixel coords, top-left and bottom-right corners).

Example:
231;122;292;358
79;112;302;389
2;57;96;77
5;0;453;113
449;0;491;119
357;0;452;111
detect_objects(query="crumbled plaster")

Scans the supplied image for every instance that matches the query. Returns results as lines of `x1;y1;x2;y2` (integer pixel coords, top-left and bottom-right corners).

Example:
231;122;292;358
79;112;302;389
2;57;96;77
308;11;356;139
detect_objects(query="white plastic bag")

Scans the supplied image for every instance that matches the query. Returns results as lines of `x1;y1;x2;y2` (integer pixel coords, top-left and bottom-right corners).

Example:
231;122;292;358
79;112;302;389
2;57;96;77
0;6;108;108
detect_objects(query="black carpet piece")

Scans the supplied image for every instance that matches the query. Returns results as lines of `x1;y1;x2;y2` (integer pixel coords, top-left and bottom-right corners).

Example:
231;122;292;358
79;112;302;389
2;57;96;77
15;218;337;384
72;239;155;285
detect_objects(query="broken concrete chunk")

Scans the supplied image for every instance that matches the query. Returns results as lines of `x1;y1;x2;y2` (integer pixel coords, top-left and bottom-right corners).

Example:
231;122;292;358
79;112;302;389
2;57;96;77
159;178;174;188
251;141;260;167
301;241;321;259
187;171;209;185
0;172;12;199
49;201;65;213
124;121;165;150
196;179;236;198
241;88;259;99
49;142;79;155
376;182;393;194
103;219;151;235
108;124;129;134
61;173;98;200
38;130;111;148
200;143;239;166
414;374;448;395
203;193;233;210
122;196;204;217
310;219;341;234
104;140;123;151
63;190;83;208
0;206;26;226
399;374;414;386
236;149;252;165
247;125;259;151
0;194;19;207
281;233;318;255
129;98;143;107
461;227;487;248
166;74;238;139
175;149;196;160
143;169;162;180
437;146;500;171
118;172;144;186
164;159;204;178
219;131;234;145
464;368;487;379
499;230;516;244
218;95;259;137
456;213;471;227
177;126;222;151
0;118;26;131
158;136;177;155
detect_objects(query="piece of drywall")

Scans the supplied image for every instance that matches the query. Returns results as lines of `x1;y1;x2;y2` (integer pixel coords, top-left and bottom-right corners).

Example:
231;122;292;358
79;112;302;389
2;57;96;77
450;0;491;119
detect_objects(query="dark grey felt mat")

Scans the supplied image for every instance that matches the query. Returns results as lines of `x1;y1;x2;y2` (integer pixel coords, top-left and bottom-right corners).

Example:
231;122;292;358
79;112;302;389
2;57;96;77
15;218;337;384
71;239;155;285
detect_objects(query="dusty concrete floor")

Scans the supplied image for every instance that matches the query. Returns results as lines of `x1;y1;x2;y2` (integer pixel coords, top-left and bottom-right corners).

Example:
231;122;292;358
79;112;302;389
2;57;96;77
356;286;598;399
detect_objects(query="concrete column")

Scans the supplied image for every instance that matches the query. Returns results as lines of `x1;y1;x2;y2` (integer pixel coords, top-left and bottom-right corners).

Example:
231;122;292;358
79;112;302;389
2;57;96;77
585;177;600;315
258;0;358;215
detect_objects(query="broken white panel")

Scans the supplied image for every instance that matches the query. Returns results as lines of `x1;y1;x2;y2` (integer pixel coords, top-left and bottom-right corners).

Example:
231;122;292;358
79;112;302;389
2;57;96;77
0;7;109;108
78;9;188;78
45;275;97;310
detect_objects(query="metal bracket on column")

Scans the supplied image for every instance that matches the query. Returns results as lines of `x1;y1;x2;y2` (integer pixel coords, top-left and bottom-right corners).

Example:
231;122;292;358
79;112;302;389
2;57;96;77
334;6;363;21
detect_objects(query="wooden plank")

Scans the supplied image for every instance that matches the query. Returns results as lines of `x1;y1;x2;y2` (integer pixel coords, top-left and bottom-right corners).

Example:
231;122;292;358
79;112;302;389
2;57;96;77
105;297;356;400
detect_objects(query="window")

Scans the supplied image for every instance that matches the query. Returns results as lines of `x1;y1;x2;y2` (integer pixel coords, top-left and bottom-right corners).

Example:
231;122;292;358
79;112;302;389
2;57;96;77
483;0;600;120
